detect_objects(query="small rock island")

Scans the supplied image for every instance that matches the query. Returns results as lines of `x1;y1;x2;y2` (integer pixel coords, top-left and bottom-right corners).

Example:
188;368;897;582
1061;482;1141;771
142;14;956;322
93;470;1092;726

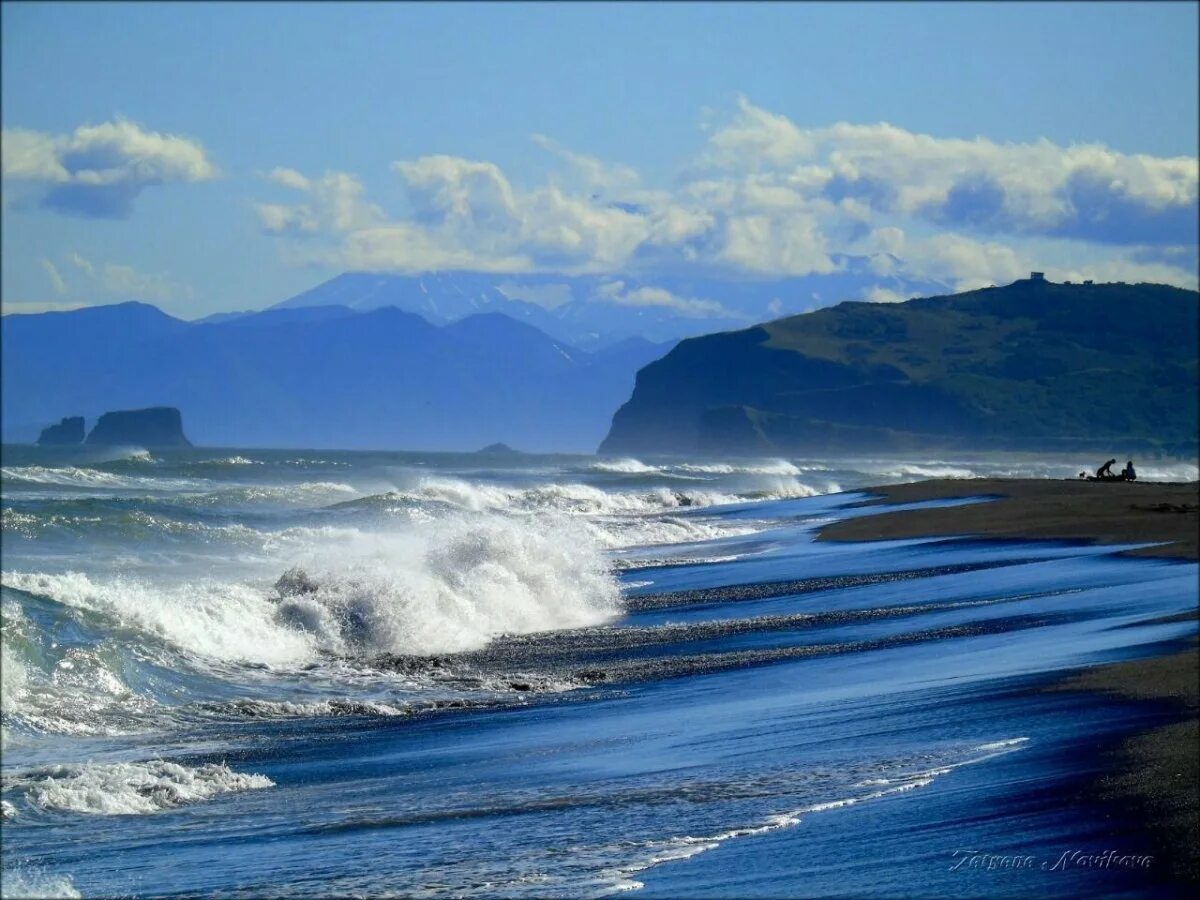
475;442;522;456
86;407;192;447
36;407;192;447
37;416;86;445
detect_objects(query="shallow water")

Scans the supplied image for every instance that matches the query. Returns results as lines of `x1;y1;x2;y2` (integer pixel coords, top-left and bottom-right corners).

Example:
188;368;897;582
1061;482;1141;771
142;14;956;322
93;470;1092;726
2;447;1196;897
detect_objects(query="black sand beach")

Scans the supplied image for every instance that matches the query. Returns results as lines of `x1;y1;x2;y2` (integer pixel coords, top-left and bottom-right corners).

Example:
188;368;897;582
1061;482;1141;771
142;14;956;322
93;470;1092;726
818;478;1200;560
821;478;1200;883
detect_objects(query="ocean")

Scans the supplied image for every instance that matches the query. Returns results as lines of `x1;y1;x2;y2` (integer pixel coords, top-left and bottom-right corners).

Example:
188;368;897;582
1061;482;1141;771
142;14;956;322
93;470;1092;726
1;446;1197;898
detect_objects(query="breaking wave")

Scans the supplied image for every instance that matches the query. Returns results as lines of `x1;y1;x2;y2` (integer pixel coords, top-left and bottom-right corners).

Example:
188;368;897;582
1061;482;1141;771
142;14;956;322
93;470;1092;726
0;866;80;899
0;465;200;492
4;760;273;816
2;513;619;671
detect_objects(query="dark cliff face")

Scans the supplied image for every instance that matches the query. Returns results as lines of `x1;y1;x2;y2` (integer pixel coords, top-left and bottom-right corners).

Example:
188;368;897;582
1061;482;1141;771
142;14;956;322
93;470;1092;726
37;416;86;445
85;407;191;447
600;280;1200;456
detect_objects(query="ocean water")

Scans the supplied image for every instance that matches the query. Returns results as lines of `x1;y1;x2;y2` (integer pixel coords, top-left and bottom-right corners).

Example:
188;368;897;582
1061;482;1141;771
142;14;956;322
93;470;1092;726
1;446;1196;898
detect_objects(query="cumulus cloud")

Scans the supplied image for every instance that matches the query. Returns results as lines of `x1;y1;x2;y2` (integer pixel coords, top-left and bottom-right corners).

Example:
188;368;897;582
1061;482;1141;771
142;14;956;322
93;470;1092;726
595;281;739;319
1;118;217;218
697;104;1198;247
251;100;1198;293
255;169;383;237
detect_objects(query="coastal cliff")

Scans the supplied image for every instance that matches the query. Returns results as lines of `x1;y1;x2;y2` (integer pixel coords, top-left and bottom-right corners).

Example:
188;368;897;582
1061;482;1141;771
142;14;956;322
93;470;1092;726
601;279;1199;456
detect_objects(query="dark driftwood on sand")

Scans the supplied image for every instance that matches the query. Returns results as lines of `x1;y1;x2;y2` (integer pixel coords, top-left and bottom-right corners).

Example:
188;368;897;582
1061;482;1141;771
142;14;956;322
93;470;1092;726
816;478;1200;560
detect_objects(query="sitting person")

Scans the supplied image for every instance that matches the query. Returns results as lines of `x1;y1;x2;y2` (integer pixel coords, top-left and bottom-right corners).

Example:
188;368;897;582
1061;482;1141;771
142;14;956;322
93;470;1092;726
1121;460;1137;481
1096;458;1117;479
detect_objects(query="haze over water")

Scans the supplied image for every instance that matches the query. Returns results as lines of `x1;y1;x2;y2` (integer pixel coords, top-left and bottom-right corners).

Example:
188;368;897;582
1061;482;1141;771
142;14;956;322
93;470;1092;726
2;447;1196;897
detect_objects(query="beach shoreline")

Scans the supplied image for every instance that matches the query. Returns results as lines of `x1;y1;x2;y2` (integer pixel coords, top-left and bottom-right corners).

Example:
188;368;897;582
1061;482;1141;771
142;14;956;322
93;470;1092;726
819;477;1199;886
817;477;1200;560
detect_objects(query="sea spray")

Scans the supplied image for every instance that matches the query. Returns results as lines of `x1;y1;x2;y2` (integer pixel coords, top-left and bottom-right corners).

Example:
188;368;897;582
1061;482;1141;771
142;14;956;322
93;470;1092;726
2;511;619;666
272;512;619;656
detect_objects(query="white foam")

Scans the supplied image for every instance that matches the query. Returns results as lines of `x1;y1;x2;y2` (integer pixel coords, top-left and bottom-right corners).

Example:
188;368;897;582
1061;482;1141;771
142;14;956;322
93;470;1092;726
584;516;763;549
3;512;619;664
3;570;315;667
601;737;1030;894
0;867;80;899
10;759;273;815
271;514;619;656
0;465;198;492
675;459;802;476
590;458;661;474
357;477;744;519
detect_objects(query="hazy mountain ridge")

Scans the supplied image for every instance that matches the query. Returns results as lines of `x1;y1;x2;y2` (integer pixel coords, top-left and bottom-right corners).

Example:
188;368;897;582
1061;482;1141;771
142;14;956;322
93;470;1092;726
269;264;941;348
2;302;670;451
601;279;1200;456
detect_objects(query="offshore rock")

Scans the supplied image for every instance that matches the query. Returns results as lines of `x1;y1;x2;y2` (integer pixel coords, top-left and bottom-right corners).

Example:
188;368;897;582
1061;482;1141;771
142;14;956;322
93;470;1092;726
37;416;85;445
85;407;192;447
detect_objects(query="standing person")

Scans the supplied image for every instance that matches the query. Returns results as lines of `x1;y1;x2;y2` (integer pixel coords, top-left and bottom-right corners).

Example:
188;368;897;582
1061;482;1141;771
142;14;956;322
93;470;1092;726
1096;459;1116;479
1121;460;1137;481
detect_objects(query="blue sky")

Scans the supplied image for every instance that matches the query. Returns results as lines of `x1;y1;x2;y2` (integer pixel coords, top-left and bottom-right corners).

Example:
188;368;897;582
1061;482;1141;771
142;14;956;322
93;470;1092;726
2;1;1197;318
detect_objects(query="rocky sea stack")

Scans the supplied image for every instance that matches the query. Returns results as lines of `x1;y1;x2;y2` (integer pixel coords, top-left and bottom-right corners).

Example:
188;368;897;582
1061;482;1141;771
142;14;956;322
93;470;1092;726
84;407;192;447
36;416;86;446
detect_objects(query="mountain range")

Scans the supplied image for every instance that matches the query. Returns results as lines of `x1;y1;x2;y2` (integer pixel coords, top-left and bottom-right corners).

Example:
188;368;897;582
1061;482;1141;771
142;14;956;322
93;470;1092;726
258;264;941;349
1;302;669;451
602;278;1199;457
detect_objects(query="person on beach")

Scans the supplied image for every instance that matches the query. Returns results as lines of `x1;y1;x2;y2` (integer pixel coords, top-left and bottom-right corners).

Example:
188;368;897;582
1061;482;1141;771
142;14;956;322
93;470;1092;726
1096;459;1117;479
1121;460;1137;481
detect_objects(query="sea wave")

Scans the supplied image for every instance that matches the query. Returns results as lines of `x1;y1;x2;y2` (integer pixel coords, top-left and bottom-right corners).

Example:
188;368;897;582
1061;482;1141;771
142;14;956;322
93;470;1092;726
2;513;619;666
589;458;661;474
5;760;273;816
333;475;825;520
0;465;200;492
196;455;262;466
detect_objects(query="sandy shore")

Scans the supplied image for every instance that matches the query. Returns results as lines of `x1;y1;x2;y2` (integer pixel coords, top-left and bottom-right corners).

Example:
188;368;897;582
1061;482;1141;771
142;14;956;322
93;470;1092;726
819;478;1199;885
817;477;1199;560
1051;634;1199;882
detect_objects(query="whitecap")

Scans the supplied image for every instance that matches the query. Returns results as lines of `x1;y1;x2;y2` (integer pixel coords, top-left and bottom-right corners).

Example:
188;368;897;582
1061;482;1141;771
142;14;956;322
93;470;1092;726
7;759;273;815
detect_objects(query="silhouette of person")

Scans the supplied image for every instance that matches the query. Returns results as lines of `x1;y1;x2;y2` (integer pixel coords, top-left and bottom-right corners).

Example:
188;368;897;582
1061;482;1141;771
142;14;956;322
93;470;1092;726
1096;459;1116;479
1121;460;1137;481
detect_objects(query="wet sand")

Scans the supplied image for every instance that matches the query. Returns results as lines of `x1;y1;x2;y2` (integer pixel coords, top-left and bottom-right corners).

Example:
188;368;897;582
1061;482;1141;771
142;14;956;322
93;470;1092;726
1052;635;1199;882
819;478;1199;885
817;478;1199;560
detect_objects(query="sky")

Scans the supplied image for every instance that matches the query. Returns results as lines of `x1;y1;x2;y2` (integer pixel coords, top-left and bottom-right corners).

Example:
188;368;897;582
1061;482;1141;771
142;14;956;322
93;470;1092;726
2;0;1198;319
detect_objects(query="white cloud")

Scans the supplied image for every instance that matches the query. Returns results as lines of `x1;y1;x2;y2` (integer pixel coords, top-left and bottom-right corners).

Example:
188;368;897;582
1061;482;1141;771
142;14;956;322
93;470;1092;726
703;95;813;169
531;134;640;193
256;170;382;235
596;281;738;319
39;258;66;294
250;100;1197;292
891;233;1025;292
65;252;187;301
699;101;1198;246
267;167;312;191
1;118;217;217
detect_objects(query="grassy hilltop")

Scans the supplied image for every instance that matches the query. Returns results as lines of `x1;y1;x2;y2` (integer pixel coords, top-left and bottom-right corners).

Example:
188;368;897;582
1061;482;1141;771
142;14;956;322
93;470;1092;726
600;278;1199;456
